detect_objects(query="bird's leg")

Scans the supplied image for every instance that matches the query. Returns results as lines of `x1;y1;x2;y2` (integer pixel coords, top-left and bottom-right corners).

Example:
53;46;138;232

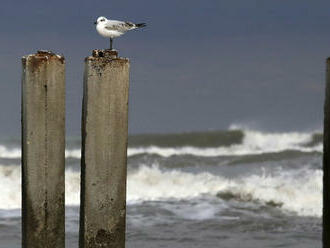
110;38;113;50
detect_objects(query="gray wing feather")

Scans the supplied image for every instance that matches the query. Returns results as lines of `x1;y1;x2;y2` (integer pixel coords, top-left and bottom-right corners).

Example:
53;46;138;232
104;20;136;32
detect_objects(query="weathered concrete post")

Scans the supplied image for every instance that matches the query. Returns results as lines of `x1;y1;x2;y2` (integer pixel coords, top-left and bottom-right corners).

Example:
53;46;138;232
324;58;330;248
21;51;65;247
80;50;130;248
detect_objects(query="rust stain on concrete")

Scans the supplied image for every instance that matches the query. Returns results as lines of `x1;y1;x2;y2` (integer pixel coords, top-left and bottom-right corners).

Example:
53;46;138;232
22;50;65;73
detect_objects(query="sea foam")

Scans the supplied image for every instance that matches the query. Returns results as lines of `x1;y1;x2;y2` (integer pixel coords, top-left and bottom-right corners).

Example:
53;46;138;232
0;129;322;159
127;130;322;157
0;164;322;217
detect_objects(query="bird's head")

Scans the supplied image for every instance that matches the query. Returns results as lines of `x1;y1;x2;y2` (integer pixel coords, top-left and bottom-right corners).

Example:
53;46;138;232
94;16;107;25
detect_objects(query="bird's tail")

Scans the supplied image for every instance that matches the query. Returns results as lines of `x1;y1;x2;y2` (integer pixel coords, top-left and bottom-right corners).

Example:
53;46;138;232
136;23;146;28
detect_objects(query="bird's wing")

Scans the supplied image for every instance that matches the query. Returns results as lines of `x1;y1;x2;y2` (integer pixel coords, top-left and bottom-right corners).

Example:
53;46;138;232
104;20;135;32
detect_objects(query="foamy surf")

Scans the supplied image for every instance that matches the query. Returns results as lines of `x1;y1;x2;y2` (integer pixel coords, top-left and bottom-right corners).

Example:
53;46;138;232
127;130;322;157
0;129;323;159
127;165;322;217
0;164;322;217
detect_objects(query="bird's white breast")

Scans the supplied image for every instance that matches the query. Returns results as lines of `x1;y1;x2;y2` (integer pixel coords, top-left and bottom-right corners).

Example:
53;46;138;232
96;24;123;38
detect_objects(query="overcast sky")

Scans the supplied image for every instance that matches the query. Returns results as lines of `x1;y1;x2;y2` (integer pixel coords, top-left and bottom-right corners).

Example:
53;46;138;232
1;0;330;136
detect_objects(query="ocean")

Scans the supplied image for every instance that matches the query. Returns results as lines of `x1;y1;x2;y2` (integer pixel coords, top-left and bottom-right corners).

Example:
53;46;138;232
0;127;322;247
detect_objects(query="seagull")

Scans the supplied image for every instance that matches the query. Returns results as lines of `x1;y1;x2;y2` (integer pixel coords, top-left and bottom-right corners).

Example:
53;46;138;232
94;16;146;50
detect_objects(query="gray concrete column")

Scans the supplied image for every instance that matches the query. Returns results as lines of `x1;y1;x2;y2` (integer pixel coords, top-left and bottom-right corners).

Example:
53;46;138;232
21;50;65;248
324;58;330;248
79;50;130;248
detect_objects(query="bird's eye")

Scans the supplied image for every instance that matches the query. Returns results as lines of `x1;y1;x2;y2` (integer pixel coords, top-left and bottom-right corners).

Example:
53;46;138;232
101;19;105;22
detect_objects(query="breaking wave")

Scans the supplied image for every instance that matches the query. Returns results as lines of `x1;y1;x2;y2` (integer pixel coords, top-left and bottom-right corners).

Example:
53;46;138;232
127;128;322;157
0;129;323;159
0;164;322;217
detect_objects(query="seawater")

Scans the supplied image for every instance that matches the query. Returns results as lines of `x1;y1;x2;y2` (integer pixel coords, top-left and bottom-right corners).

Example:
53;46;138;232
0;127;322;247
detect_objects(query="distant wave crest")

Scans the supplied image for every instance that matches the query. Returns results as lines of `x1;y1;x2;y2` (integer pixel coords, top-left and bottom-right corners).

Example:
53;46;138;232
0;129;323;159
128;130;322;157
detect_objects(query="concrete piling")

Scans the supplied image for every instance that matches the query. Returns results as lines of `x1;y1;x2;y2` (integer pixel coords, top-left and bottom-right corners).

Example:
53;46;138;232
21;51;65;248
324;58;330;247
79;49;130;248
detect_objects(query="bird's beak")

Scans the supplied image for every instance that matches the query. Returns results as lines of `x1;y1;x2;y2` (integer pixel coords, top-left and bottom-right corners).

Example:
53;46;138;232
94;21;97;25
